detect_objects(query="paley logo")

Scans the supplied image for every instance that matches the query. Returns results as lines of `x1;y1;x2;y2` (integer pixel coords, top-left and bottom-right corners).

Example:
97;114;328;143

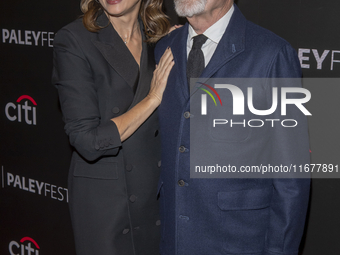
5;95;37;125
298;48;340;71
2;166;69;203
9;237;40;255
2;28;54;47
199;83;311;128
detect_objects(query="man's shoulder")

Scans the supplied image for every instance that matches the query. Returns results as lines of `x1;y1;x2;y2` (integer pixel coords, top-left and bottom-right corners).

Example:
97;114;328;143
155;25;186;56
244;20;292;52
242;20;301;77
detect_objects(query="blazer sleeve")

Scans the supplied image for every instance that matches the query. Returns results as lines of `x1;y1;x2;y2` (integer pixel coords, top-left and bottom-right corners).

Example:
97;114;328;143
264;44;310;255
52;28;121;162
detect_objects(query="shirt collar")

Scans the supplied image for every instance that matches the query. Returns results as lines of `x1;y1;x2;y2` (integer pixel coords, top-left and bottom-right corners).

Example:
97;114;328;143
188;4;234;44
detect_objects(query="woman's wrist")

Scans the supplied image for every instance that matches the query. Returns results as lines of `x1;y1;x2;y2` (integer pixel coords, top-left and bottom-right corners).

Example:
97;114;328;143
146;93;161;107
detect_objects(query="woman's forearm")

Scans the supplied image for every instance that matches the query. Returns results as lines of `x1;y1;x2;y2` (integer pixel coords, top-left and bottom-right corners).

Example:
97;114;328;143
111;94;159;141
112;47;174;142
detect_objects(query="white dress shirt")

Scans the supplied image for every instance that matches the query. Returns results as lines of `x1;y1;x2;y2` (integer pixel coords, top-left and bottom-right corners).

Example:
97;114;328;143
187;5;234;67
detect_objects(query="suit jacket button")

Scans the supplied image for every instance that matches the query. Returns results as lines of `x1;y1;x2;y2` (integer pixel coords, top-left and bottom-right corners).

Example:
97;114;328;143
129;195;137;202
122;229;130;234
179;146;186;153
156;220;161;226
179;215;189;220
112;107;120;114
154;130;159;137
184;112;191;119
126;164;133;172
178;180;185;187
157;161;161;168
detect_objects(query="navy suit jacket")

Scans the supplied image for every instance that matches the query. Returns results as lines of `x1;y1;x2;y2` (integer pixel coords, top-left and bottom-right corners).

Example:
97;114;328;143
155;5;310;255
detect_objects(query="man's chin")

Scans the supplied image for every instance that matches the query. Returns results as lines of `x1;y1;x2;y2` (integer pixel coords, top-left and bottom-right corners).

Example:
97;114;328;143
176;11;203;18
177;14;193;18
175;0;207;18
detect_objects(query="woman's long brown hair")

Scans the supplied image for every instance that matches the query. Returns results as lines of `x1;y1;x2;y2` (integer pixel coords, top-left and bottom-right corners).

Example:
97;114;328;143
80;0;170;43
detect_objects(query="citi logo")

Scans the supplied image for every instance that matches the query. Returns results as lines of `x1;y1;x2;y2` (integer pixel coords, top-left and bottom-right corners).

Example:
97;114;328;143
9;237;40;255
5;95;37;125
198;82;223;115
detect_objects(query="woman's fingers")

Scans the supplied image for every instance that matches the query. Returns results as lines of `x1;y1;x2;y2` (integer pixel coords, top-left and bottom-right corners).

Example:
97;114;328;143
158;51;174;77
158;48;172;66
156;48;173;76
157;51;174;85
163;58;175;77
168;24;183;33
148;48;174;102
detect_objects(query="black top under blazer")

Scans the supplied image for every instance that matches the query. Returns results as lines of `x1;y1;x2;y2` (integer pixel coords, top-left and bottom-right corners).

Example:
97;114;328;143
52;12;161;255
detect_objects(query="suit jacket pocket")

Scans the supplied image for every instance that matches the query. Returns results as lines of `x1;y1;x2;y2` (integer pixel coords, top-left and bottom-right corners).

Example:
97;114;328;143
73;159;118;180
218;186;272;211
218;186;273;253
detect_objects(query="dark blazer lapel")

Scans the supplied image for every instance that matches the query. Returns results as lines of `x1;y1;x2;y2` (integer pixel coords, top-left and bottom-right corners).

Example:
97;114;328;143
127;21;155;110
92;12;139;91
169;23;190;99
191;4;246;95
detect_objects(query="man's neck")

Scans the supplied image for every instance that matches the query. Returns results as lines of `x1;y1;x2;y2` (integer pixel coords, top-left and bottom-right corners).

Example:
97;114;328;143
187;1;233;34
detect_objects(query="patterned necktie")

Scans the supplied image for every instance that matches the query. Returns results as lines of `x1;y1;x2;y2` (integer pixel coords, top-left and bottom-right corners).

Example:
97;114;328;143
187;34;208;90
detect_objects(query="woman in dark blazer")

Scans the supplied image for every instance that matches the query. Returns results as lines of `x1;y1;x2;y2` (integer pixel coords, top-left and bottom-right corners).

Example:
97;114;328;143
52;0;174;254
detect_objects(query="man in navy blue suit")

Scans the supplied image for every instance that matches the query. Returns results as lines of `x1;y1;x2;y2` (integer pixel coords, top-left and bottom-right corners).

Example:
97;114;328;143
155;0;310;254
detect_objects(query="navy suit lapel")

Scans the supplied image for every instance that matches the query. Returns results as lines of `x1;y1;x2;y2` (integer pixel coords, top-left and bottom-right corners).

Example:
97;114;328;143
170;23;190;99
191;4;246;95
92;12;139;91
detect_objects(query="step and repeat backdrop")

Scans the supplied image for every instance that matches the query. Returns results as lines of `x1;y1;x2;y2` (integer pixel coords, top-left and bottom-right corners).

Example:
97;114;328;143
1;0;339;254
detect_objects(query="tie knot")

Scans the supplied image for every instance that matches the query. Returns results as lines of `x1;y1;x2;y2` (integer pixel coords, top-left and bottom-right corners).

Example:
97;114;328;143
192;34;208;49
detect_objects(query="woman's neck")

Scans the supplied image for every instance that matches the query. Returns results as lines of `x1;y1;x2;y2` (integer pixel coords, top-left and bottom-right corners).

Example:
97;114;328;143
106;4;141;43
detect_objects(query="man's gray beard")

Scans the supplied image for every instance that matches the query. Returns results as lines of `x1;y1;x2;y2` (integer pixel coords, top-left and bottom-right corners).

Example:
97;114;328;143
174;0;207;17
